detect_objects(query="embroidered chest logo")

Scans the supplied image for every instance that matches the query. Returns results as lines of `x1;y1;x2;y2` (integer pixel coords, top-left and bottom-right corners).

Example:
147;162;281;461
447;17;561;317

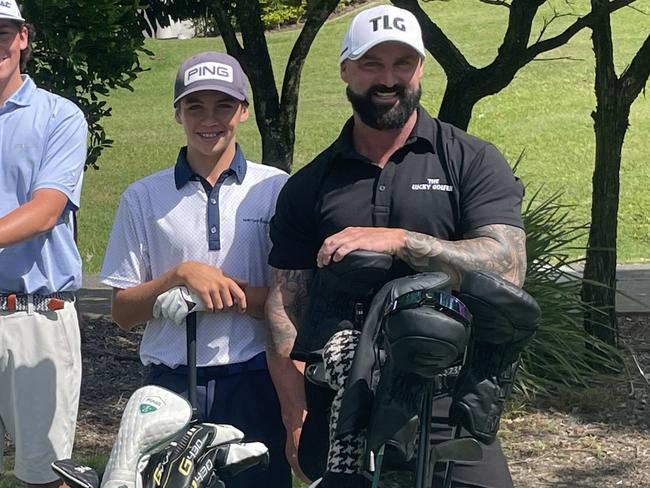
411;178;453;192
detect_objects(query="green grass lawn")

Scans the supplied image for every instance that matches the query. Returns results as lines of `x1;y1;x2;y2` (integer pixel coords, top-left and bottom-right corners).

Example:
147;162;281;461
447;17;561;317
78;1;649;272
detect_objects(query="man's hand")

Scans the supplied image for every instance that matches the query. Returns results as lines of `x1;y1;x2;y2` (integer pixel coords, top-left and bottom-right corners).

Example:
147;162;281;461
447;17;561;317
283;406;309;484
153;286;207;325
174;261;247;313
316;227;406;268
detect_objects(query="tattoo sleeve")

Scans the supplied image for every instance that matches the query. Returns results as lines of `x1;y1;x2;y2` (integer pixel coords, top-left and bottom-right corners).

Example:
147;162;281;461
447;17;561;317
265;268;314;357
397;224;527;289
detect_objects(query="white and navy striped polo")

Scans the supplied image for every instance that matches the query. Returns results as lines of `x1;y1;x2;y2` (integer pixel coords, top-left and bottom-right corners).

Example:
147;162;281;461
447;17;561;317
100;146;288;367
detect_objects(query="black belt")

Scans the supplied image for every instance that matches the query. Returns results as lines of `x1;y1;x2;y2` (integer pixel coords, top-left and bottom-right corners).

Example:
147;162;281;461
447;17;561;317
0;292;75;312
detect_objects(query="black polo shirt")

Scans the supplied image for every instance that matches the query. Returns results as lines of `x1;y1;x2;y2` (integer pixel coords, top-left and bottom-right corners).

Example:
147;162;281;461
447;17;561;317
269;107;524;270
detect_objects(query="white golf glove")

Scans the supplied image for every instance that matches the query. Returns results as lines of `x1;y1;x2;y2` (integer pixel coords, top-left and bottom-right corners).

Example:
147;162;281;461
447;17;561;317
153;286;207;325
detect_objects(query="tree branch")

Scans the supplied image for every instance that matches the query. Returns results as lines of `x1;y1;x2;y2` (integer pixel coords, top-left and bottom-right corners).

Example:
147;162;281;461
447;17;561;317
280;0;339;115
620;33;650;107
209;1;243;59
479;0;511;7
391;0;472;80
523;0;636;64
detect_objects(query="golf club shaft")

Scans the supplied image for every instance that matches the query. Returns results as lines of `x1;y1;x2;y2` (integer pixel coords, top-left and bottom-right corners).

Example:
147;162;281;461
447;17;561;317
186;311;198;420
415;381;434;488
441;426;458;488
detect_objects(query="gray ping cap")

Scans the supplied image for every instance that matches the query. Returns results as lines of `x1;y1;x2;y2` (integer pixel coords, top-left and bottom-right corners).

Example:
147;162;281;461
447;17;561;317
173;52;248;105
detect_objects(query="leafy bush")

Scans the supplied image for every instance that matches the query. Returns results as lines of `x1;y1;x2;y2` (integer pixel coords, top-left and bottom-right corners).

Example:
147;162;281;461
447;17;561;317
519;187;624;395
22;0;149;169
260;0;306;29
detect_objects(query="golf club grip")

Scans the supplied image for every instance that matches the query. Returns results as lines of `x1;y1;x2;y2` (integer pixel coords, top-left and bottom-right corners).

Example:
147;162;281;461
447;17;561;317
186;311;198;420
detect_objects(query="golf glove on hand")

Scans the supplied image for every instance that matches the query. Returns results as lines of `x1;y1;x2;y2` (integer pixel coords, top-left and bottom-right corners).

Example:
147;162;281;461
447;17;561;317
153;286;207;325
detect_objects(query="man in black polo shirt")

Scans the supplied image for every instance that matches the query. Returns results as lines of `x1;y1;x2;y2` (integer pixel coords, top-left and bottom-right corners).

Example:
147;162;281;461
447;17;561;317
265;5;526;487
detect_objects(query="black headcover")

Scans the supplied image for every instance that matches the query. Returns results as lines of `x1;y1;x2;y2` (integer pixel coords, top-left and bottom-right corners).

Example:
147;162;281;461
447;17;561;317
450;271;541;444
337;272;452;438
457;270;540;346
51;460;100;488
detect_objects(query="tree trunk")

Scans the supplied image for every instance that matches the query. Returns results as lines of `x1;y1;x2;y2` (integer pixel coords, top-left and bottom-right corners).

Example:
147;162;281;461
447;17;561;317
580;0;649;346
582;97;628;346
210;0;338;172
259;116;294;172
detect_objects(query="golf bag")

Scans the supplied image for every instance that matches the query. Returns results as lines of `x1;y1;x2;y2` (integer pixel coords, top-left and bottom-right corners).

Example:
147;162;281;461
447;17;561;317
51;387;269;488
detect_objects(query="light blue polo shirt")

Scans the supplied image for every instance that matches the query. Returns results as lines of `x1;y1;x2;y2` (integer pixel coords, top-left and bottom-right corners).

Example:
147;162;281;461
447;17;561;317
0;76;87;294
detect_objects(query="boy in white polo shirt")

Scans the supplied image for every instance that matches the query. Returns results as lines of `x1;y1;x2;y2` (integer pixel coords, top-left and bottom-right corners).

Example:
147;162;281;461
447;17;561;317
100;52;291;487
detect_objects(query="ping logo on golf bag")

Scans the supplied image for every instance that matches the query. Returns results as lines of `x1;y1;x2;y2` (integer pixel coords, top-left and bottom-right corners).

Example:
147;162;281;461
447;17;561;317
139;395;165;414
184;62;233;86
368;15;406;32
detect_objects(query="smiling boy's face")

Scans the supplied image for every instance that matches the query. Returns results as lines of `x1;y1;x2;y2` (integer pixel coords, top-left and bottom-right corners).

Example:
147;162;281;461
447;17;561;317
175;90;249;165
0;20;27;95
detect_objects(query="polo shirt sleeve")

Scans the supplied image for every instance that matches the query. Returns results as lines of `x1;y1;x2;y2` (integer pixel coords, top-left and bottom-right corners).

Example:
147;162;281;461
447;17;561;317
100;190;151;289
459;144;525;234
33;101;88;211
268;174;320;270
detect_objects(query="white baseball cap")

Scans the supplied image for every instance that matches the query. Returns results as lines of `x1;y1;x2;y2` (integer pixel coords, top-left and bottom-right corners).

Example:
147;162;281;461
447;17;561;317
0;0;24;22
339;5;425;64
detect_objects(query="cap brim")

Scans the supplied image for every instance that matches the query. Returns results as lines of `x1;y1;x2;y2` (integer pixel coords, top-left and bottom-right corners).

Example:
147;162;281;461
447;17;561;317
0;14;25;21
341;37;425;64
173;85;247;105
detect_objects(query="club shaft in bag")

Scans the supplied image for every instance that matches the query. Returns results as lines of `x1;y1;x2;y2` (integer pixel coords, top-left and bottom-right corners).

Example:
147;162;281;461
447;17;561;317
415;382;434;488
186;311;198;421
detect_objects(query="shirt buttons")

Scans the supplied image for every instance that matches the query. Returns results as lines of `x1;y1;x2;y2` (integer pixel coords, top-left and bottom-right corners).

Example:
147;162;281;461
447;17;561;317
210;226;217;234
378;184;386;192
210;198;217;205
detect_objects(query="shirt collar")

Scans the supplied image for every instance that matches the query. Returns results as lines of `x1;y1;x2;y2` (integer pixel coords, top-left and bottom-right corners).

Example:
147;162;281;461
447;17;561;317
2;75;35;110
174;143;248;190
331;105;436;161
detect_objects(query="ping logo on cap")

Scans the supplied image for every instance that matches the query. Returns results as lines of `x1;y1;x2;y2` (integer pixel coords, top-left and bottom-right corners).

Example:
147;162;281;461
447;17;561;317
0;1;12;8
369;15;406;32
184;61;233;86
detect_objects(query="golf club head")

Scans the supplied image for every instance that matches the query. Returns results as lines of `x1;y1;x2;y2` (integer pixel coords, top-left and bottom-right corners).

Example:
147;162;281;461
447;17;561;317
215;441;270;479
51;459;100;488
431;438;483;464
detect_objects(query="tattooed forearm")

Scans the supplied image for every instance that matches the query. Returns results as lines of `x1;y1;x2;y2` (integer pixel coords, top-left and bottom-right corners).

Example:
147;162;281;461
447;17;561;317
397;224;527;288
265;268;314;357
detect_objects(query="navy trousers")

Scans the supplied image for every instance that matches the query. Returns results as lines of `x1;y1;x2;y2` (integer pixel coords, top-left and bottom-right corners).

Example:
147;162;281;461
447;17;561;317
146;352;292;488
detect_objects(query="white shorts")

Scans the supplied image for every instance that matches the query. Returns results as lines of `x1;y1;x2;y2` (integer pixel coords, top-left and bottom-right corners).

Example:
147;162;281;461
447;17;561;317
0;300;82;484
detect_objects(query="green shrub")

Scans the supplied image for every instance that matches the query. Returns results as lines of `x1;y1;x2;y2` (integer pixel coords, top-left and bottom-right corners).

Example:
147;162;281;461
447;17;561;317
22;0;148;169
519;187;624;395
260;0;306;29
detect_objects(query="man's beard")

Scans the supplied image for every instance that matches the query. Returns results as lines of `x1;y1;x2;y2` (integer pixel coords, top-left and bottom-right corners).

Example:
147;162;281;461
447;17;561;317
346;84;421;130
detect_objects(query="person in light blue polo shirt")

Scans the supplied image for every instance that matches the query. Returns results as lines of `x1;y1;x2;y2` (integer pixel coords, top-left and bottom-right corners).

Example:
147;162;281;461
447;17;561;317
0;2;87;487
100;52;292;488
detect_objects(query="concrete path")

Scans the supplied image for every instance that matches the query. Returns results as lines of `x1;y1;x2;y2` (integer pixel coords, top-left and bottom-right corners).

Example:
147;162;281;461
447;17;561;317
77;265;650;320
